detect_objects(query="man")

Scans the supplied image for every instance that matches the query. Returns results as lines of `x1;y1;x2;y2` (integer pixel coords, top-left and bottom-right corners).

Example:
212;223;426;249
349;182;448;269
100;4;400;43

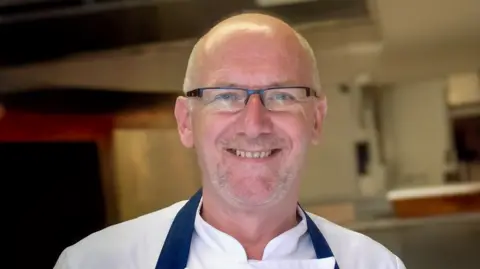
54;13;406;269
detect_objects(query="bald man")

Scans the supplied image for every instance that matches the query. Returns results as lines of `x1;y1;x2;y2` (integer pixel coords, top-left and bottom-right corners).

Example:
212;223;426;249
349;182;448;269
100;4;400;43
54;13;406;269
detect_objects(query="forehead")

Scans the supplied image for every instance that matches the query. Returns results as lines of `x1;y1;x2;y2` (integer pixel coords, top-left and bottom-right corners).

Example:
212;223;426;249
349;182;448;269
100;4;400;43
199;31;313;88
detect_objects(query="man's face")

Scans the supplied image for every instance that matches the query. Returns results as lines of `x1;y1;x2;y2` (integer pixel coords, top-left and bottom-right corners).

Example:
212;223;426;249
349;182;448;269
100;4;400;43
176;30;325;208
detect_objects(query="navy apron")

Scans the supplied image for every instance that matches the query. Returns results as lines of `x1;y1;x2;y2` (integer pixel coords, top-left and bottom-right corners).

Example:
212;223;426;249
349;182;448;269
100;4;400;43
155;189;340;269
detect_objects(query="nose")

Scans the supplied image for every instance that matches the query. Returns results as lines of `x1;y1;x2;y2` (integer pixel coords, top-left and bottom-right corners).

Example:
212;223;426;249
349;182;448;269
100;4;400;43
241;94;273;138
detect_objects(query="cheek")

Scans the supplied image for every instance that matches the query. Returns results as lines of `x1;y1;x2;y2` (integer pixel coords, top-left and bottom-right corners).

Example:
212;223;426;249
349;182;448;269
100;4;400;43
192;113;230;154
273;121;310;157
272;108;314;144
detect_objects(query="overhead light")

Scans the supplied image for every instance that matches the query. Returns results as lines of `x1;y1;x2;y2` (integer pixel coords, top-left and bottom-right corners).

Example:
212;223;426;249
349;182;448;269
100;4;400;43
255;0;318;7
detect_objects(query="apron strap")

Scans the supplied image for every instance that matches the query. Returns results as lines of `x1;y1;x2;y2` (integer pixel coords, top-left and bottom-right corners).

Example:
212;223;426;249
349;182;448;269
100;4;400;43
155;189;340;269
155;189;202;269
303;207;336;259
302;207;340;268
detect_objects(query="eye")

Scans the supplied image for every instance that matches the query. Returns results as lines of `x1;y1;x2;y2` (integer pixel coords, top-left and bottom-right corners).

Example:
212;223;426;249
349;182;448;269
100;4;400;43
271;92;296;101
215;93;235;100
213;91;243;102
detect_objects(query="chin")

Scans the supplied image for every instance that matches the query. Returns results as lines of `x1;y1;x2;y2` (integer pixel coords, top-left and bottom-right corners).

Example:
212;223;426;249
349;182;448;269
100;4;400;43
222;179;286;208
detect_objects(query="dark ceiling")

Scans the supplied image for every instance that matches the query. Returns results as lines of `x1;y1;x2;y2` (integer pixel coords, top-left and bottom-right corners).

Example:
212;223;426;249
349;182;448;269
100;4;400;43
0;0;369;66
0;88;177;114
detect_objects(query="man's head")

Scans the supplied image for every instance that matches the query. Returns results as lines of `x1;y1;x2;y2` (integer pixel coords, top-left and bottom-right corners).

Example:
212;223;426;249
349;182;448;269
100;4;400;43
175;13;327;209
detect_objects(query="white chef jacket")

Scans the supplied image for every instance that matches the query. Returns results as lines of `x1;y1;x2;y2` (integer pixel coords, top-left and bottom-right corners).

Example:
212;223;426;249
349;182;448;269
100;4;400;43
53;200;406;269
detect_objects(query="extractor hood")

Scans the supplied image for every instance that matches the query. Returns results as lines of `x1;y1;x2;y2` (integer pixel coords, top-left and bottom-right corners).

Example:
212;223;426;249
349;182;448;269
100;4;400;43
0;0;369;66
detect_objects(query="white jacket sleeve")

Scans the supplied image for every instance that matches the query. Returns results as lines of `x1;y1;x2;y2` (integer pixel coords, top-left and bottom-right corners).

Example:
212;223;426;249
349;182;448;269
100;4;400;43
396;256;407;269
53;248;72;269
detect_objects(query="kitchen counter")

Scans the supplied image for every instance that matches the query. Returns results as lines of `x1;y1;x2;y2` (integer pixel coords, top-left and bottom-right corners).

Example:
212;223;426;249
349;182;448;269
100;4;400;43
386;182;480;218
346;211;480;232
349;211;480;269
386;182;480;201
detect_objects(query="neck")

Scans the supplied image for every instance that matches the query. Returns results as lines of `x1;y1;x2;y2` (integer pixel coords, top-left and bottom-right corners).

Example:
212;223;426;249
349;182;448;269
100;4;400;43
201;190;299;260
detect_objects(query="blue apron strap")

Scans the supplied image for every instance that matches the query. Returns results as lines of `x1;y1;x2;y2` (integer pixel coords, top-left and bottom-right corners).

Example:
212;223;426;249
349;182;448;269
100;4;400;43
155;189;340;269
155;189;202;269
303;207;341;269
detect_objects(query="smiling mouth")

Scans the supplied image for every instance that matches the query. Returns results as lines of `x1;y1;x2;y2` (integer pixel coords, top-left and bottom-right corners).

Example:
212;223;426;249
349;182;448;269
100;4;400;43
225;148;282;159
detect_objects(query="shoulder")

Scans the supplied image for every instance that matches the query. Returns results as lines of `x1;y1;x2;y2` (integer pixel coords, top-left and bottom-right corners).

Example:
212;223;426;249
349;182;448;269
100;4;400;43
307;212;406;269
54;200;187;269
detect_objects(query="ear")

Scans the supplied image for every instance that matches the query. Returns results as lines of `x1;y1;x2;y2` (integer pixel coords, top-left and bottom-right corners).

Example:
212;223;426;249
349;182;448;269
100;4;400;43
311;94;327;145
174;96;194;148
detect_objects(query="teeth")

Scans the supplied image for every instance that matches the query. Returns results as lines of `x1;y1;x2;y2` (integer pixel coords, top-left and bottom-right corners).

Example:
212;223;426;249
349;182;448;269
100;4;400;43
235;150;273;158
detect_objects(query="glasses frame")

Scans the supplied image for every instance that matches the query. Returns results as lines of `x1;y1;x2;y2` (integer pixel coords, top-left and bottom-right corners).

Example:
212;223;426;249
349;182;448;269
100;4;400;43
186;86;317;109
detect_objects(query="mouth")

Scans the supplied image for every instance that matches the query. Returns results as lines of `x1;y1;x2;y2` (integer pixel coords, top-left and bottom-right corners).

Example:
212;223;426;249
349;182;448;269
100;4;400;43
225;148;282;159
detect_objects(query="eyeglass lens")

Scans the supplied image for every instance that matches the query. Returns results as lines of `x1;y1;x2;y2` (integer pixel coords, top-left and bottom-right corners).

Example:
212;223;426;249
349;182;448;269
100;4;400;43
200;88;310;111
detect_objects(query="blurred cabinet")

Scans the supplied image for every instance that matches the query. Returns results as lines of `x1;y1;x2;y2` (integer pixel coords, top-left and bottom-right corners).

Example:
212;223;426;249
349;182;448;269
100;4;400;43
113;129;201;221
448;72;480;107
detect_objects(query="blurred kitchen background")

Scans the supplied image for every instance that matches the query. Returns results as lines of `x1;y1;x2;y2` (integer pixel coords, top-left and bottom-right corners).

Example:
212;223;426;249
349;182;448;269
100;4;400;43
0;0;478;268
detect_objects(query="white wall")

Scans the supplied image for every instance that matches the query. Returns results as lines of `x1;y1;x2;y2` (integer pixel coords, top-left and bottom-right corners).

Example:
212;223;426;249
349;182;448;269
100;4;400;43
300;85;359;204
380;79;452;188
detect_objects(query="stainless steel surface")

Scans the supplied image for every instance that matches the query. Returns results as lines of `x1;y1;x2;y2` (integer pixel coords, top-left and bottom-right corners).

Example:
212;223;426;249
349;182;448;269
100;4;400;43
357;214;480;269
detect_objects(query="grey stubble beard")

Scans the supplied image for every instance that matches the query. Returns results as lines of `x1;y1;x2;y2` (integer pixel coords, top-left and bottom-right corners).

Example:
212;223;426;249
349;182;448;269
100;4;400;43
210;158;298;209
